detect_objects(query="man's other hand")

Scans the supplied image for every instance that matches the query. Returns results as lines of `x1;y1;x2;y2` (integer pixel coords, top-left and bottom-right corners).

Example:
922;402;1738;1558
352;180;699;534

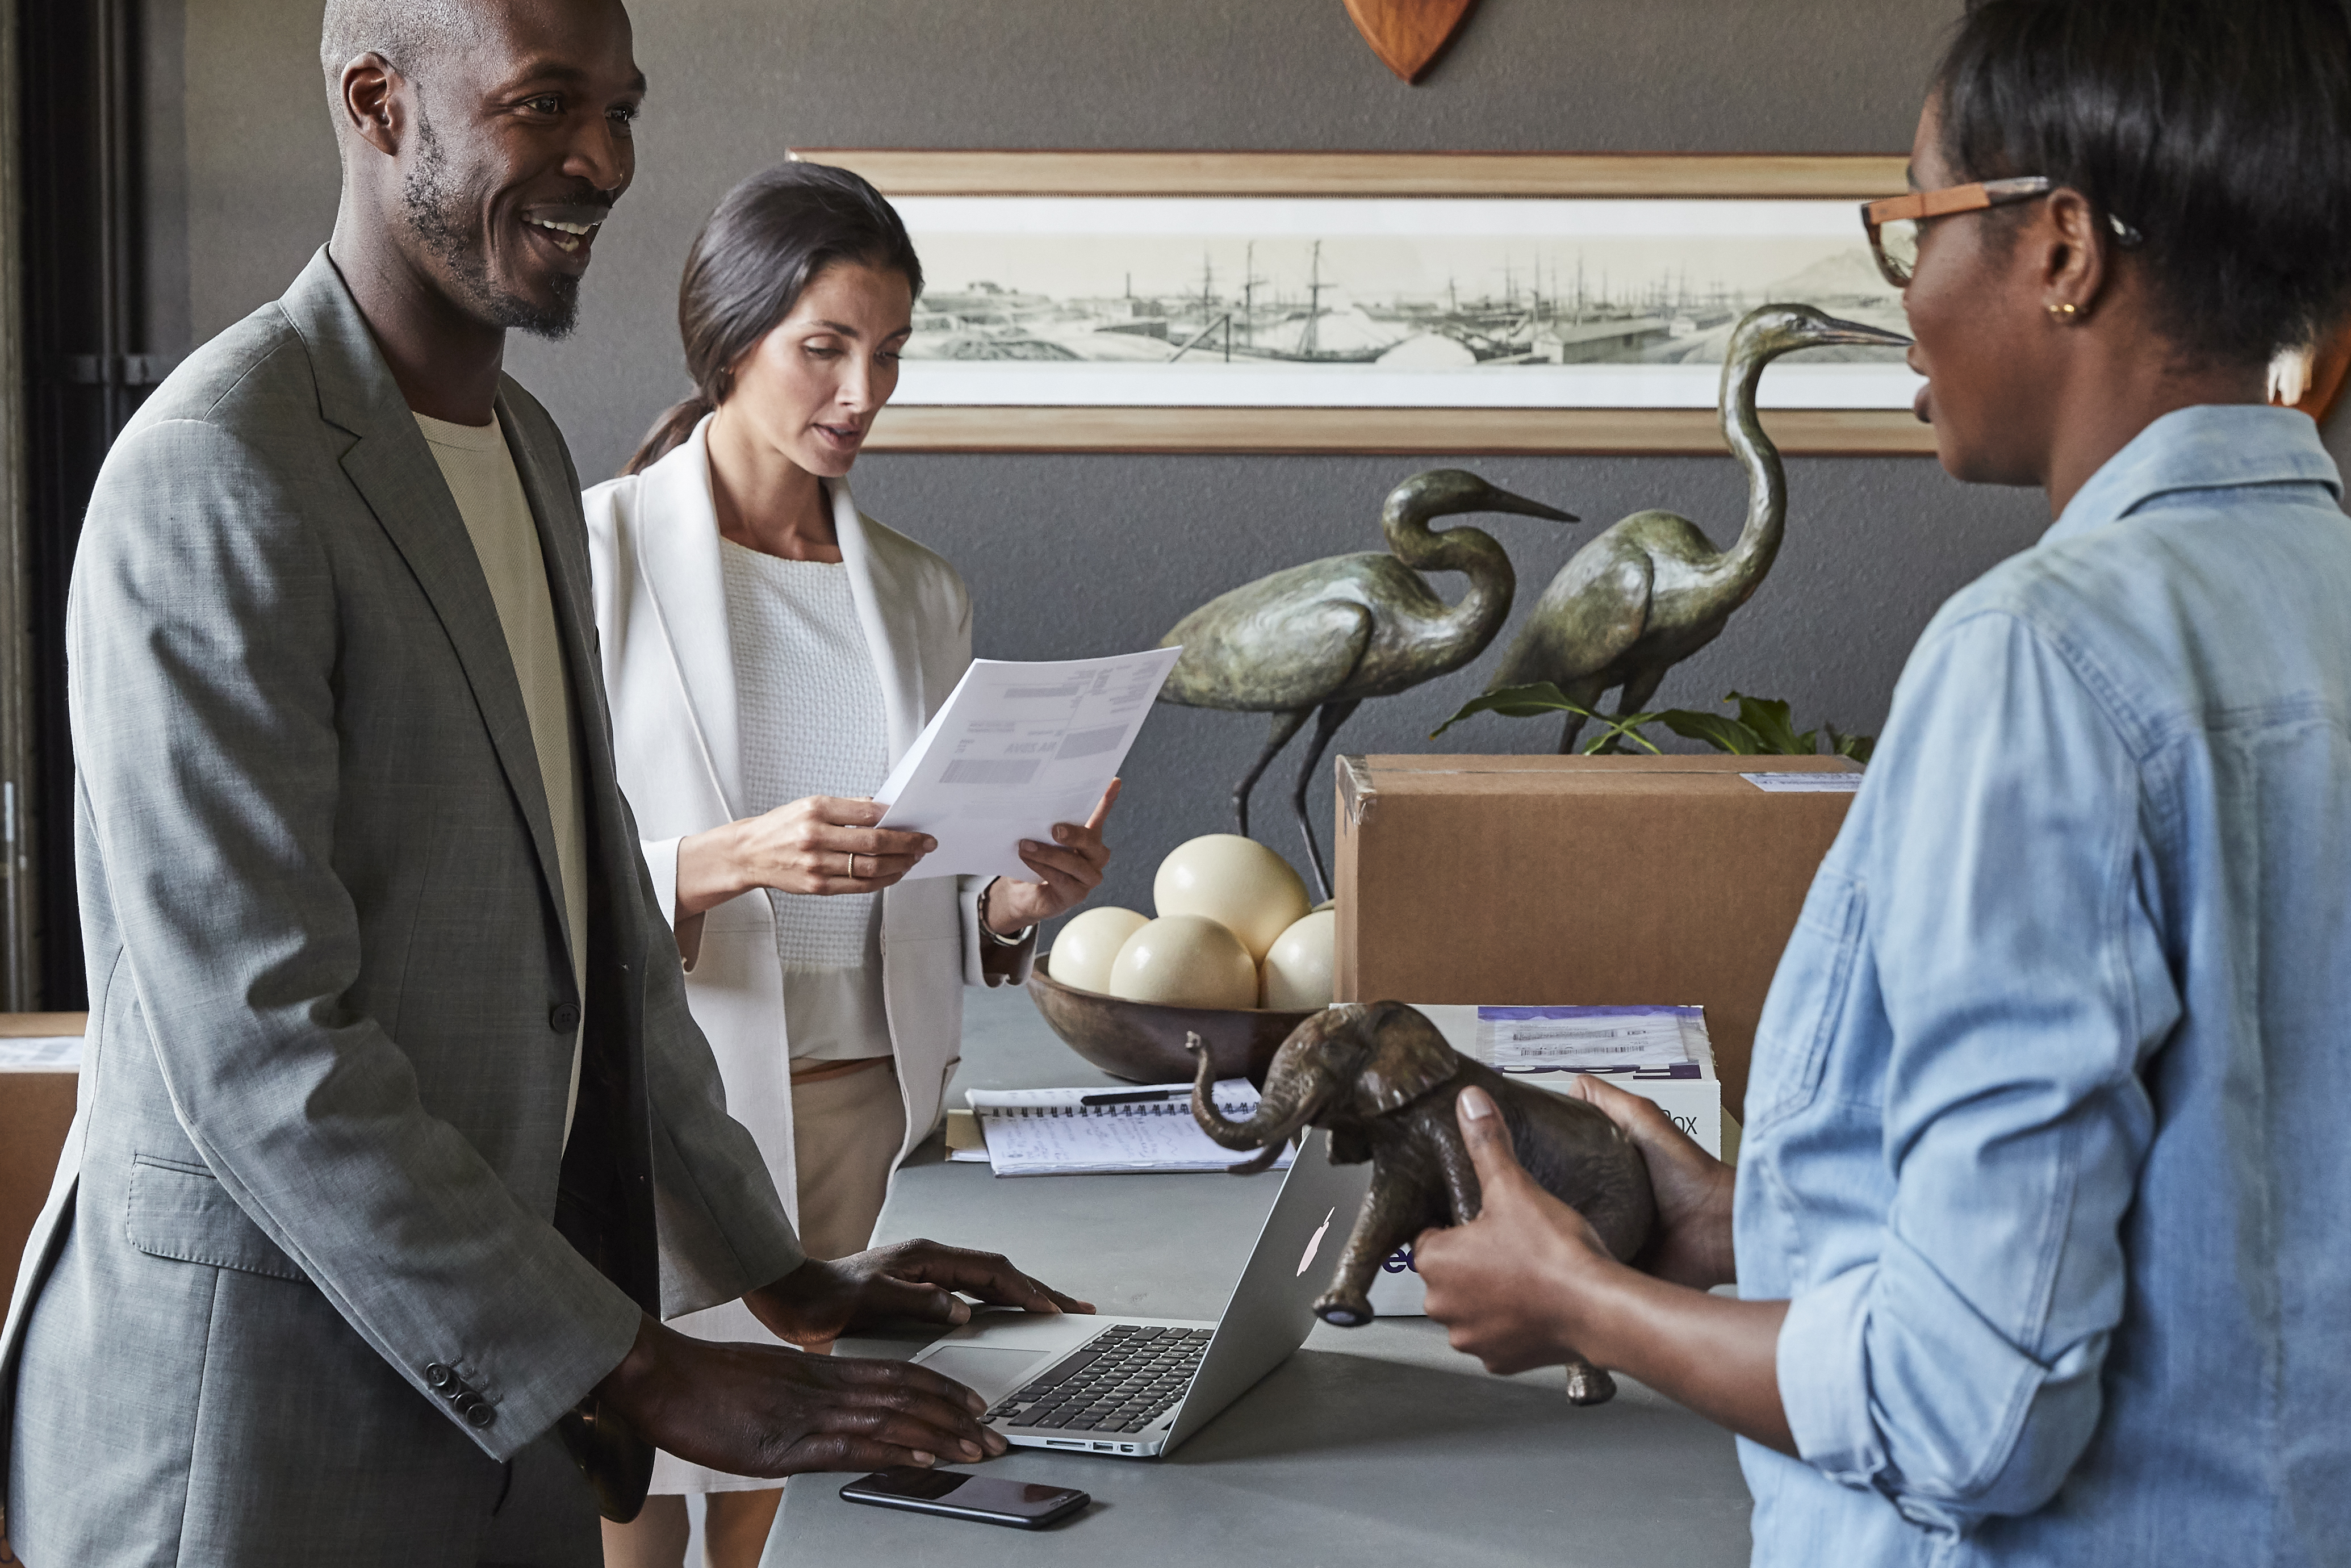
745;1239;1096;1348
595;1317;1008;1476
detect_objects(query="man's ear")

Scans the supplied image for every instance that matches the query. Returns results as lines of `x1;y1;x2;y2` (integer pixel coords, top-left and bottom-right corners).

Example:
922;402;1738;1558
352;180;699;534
1348;1003;1461;1117
337;52;405;158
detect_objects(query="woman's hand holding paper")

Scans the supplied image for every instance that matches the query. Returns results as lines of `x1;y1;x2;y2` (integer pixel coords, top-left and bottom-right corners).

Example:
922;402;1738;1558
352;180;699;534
676;795;937;917
981;778;1122;935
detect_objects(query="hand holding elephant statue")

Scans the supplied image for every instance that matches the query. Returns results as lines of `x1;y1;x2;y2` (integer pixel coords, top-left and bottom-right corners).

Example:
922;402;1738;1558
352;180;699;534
1187;1000;1656;1404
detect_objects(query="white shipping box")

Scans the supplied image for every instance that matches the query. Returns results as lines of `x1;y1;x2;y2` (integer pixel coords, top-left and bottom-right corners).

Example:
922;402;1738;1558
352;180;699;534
1366;1003;1723;1316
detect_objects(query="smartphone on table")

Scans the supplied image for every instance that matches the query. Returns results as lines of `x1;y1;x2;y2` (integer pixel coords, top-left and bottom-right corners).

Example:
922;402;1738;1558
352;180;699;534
840;1467;1089;1529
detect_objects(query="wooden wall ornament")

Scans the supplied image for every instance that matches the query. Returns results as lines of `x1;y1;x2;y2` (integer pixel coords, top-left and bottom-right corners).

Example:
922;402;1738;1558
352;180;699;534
1344;0;1479;83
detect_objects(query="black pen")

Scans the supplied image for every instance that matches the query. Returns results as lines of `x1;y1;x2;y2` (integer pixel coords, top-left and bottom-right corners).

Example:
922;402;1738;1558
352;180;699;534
1078;1089;1185;1107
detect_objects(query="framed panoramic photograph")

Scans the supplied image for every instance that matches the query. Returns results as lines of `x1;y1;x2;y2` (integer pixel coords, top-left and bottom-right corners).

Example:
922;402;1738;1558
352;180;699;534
792;150;1930;455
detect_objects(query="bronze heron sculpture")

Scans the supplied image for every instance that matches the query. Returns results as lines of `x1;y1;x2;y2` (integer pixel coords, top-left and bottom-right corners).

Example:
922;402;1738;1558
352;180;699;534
1157;470;1577;897
1486;304;1912;752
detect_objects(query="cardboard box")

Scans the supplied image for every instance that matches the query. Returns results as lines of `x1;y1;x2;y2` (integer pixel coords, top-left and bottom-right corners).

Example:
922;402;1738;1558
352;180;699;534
1;1014;85;1320
1333;754;1860;1118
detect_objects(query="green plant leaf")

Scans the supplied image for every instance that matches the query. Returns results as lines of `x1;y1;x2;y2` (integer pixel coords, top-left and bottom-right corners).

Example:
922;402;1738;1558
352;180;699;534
1429;682;1584;739
1827;727;1876;765
1655;709;1766;754
1726;692;1809;755
1579;710;1666;755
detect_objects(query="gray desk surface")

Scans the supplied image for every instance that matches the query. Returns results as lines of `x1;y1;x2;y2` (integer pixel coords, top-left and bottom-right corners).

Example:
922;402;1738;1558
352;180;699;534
765;986;1754;1566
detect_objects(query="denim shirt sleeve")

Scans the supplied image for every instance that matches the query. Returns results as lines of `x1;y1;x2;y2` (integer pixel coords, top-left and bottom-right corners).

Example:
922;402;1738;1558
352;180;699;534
1776;607;2180;1529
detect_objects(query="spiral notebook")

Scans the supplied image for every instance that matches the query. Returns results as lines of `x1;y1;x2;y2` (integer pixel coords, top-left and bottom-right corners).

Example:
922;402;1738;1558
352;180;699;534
963;1081;1298;1176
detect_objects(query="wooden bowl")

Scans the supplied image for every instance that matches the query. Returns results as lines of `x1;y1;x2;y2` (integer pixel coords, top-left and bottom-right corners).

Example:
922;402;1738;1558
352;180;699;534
1025;956;1316;1086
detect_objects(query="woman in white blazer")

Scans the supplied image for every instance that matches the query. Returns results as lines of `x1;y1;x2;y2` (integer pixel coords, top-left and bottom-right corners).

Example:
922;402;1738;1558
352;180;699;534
585;164;1115;1568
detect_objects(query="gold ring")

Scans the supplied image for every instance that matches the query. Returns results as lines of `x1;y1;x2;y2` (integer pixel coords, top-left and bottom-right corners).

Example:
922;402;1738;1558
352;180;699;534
848;852;863;879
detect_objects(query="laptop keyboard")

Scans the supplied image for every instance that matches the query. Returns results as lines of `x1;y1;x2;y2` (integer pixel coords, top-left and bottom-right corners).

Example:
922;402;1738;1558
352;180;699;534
984;1324;1214;1435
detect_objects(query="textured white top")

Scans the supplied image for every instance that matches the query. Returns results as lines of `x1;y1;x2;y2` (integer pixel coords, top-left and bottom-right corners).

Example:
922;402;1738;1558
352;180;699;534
413;412;587;1133
721;537;890;1061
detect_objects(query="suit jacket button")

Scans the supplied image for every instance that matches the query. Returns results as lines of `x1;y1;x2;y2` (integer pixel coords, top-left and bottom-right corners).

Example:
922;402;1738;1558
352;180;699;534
465;1400;496;1428
424;1362;454;1390
550;1002;580;1032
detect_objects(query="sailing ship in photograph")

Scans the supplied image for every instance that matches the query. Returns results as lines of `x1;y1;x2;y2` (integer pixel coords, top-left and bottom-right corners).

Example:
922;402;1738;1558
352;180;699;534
889;195;1918;411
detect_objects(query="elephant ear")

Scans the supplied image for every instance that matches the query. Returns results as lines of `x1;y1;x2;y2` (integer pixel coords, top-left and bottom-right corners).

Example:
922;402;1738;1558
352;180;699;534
1348;1002;1462;1118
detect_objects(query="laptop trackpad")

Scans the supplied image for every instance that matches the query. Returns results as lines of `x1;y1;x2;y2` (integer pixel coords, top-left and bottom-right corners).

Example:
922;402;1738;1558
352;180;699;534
918;1344;1052;1402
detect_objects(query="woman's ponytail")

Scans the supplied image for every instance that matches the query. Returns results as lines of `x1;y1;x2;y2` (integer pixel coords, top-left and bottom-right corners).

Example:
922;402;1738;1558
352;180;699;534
614;162;923;479
623;393;716;476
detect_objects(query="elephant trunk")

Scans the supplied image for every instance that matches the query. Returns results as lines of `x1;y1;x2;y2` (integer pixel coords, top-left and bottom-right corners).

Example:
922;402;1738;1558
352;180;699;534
1186;1032;1318;1153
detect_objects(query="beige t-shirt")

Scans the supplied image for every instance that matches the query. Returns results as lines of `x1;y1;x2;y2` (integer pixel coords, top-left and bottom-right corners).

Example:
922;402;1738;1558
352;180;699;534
414;412;588;1140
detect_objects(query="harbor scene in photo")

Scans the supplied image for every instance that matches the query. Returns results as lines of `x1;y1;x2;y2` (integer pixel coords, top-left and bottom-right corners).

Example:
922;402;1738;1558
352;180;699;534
891;196;1921;409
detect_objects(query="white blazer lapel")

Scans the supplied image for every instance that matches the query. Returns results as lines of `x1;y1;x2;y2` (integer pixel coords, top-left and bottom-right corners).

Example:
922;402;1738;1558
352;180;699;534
634;418;746;818
829;476;926;766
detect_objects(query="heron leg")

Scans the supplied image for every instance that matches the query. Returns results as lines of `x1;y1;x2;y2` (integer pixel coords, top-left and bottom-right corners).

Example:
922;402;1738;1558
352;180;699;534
1553;676;1610;755
1288;699;1362;901
1235;709;1313;839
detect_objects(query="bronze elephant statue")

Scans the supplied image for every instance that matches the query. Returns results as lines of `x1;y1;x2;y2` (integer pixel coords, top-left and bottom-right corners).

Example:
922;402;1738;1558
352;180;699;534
1187;1000;1655;1404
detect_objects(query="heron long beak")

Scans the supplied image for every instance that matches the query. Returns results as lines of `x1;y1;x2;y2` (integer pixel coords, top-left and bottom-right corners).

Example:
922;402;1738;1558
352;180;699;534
1479;490;1579;524
1810;315;1914;349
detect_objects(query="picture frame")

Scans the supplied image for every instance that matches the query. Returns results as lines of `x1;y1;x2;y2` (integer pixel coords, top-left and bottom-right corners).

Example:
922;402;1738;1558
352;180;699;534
792;150;1935;456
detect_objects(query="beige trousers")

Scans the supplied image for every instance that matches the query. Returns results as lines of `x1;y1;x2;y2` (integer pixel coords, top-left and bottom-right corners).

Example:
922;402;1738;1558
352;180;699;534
785;1057;906;1261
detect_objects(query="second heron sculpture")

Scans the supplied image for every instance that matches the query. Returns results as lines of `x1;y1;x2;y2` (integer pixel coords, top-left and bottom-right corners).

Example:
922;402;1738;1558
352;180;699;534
1485;304;1913;752
1157;470;1577;897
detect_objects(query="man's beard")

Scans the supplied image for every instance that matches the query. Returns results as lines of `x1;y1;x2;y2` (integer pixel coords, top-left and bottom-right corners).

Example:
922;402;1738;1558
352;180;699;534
401;111;580;339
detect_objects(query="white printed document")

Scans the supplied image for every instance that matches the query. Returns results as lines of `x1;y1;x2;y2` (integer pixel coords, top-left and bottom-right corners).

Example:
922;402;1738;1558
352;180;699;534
964;1081;1296;1176
876;648;1183;880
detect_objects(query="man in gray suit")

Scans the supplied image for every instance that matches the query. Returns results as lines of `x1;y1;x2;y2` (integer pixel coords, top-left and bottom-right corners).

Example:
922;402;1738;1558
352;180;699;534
0;1;1085;1562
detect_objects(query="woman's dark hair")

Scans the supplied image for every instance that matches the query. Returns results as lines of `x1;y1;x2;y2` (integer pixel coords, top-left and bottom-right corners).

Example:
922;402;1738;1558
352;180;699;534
1935;0;2351;366
625;162;923;475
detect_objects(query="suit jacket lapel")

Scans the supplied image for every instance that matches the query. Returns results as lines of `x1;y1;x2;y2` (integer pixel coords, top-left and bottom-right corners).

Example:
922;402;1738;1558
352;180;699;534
277;248;572;959
633;422;745;819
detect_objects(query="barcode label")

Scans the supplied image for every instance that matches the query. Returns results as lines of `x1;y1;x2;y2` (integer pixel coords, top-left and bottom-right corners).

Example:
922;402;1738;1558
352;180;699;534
1055;724;1128;761
940;758;1043;787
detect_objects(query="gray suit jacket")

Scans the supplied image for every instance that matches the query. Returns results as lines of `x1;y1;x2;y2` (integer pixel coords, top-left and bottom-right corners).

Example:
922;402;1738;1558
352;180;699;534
0;249;802;1565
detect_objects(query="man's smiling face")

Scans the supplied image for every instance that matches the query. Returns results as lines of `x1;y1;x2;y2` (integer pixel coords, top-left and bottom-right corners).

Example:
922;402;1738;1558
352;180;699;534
392;0;643;338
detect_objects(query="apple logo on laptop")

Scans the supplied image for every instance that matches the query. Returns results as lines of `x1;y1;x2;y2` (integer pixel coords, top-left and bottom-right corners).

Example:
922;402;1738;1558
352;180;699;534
1296;1208;1335;1276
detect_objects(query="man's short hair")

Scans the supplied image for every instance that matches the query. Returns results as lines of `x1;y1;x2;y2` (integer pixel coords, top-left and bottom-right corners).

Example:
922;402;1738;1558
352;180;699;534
1936;0;2351;366
318;0;471;120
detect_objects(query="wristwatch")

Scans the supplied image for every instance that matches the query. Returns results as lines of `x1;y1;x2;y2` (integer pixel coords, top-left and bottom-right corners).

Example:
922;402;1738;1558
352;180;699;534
977;879;1035;948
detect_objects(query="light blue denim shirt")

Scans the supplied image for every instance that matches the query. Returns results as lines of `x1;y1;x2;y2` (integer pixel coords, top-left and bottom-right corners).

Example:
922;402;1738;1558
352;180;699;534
1737;404;2351;1565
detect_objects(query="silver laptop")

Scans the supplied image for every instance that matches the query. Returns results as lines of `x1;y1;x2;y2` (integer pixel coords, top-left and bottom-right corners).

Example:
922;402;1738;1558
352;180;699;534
909;1129;1373;1459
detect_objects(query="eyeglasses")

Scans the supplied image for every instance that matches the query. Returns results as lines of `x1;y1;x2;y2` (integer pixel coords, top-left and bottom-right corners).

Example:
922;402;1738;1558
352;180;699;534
1859;175;2144;288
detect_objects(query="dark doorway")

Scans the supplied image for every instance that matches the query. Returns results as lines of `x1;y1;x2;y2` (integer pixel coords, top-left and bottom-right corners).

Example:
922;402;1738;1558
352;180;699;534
16;0;164;1008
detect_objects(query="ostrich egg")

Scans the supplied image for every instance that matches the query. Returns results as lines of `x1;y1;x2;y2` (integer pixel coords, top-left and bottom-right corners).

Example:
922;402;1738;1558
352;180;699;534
1152;834;1310;963
1107;915;1259;1009
1048;906;1150;994
1259;908;1336;1010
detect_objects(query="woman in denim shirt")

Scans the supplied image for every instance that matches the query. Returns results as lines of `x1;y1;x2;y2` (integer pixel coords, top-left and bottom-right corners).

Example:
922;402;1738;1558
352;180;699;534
1417;3;2351;1563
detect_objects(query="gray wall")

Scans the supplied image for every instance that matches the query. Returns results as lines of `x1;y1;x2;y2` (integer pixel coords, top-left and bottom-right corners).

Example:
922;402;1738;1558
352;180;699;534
166;0;2063;916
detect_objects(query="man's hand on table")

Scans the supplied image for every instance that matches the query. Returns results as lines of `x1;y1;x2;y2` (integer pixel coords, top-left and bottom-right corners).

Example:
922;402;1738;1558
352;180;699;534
592;1239;1095;1477
744;1237;1095;1348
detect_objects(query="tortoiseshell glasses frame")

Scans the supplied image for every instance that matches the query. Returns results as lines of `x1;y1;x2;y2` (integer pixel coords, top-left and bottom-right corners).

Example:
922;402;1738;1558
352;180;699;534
1860;176;2143;288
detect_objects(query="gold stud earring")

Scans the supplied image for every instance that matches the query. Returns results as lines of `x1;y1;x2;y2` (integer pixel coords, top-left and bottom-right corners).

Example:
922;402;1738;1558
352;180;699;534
2047;302;2078;319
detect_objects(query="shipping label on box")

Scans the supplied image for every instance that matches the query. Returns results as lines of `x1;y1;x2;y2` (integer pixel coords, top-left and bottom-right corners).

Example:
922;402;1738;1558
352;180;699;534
1365;1002;1722;1317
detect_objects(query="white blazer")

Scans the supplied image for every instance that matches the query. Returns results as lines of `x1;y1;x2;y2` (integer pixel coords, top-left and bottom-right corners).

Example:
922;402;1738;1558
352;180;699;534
584;417;1031;1267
